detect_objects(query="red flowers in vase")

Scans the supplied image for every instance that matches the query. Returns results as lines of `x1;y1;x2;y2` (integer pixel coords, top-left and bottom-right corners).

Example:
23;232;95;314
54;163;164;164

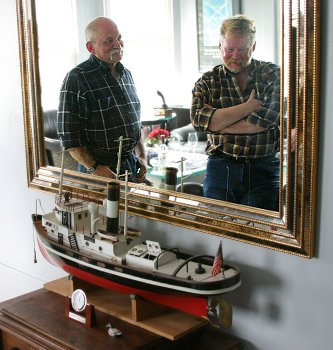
146;128;170;146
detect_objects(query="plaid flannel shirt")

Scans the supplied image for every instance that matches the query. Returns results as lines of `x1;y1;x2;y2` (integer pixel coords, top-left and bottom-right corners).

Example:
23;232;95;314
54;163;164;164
191;59;280;158
57;55;141;163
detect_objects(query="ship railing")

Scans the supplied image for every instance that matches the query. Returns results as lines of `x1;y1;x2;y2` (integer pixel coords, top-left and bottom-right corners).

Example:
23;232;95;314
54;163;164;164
55;193;99;212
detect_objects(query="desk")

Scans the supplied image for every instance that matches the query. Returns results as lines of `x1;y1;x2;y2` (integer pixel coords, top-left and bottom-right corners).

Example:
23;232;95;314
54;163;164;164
0;289;243;350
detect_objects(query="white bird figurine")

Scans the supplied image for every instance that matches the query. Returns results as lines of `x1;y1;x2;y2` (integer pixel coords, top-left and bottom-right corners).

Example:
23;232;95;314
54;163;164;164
106;322;122;337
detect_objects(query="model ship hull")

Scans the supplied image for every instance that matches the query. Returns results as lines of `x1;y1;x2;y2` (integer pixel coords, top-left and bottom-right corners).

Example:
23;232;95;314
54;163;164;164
32;175;241;323
33;212;240;318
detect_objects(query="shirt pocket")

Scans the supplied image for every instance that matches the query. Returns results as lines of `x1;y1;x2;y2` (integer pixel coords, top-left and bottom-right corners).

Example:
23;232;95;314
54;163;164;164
88;97;119;130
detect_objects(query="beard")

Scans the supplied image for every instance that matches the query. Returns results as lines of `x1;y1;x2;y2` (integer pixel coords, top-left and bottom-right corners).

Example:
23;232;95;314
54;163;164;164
224;57;251;73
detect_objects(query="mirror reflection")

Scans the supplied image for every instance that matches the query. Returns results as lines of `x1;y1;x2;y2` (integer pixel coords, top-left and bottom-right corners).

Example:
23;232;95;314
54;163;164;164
38;0;284;211
191;14;280;211
17;0;320;257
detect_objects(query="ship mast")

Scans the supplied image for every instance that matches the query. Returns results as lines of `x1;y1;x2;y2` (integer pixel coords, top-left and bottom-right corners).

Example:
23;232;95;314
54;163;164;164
115;135;131;237
58;140;65;197
116;136;124;180
123;170;129;237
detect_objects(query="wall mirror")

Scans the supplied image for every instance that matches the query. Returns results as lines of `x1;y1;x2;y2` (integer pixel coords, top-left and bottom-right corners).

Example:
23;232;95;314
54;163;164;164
17;0;320;257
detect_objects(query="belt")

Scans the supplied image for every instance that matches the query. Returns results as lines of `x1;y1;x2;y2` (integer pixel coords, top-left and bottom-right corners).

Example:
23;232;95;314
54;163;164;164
214;152;277;163
89;147;134;166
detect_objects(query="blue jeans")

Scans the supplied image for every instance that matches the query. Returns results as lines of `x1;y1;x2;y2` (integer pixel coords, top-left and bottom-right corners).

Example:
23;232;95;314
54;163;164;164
204;154;280;211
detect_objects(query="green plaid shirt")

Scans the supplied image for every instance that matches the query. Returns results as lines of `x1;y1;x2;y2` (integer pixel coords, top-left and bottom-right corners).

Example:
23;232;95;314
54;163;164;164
57;55;141;163
191;59;280;158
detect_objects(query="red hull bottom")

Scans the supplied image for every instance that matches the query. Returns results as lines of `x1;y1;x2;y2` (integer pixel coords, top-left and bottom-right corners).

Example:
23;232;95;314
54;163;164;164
38;240;209;318
65;264;209;318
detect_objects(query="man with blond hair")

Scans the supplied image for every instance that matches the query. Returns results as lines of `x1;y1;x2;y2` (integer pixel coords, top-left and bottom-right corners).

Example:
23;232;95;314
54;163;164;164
191;15;280;210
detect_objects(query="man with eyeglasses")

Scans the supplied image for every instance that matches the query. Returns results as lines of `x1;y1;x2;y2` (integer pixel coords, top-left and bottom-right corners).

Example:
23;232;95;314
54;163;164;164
58;17;146;181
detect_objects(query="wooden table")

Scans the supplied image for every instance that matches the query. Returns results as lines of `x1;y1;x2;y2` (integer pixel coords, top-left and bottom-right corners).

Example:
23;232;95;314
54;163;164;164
0;289;243;350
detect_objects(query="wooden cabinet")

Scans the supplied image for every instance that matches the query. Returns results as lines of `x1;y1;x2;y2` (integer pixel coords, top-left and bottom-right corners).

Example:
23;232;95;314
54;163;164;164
2;332;33;350
0;289;242;350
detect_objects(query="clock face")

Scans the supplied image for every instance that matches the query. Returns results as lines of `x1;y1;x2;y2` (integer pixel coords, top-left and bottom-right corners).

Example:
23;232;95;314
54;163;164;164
71;289;87;313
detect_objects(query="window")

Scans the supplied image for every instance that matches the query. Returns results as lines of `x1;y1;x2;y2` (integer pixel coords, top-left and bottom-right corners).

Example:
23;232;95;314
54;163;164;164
36;0;278;111
36;0;200;109
196;0;237;72
106;0;175;112
36;0;78;109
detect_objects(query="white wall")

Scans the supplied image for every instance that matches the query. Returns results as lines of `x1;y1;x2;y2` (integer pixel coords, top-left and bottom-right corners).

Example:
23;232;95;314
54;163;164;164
242;0;279;64
1;0;332;349
0;0;67;298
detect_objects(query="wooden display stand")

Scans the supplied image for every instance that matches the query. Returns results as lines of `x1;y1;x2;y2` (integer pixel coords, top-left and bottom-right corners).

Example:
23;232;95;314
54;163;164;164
65;295;96;327
0;288;243;350
44;276;207;341
0;289;168;350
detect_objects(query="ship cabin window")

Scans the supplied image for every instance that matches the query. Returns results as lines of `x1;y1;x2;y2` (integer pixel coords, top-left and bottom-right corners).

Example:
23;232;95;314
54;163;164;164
143;254;156;261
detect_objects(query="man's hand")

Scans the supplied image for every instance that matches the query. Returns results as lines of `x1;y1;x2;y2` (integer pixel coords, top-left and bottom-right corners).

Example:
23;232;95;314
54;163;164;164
204;89;263;132
245;89;263;113
291;128;297;152
93;165;116;178
135;134;147;181
136;159;147;181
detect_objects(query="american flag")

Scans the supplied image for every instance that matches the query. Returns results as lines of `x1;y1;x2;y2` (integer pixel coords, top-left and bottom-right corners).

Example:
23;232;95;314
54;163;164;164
211;241;224;277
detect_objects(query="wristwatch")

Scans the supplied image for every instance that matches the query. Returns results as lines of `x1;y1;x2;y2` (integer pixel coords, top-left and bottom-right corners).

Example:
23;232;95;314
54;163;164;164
87;162;98;174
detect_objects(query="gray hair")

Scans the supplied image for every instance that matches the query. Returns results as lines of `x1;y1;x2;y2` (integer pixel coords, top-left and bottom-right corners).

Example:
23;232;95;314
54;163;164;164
85;16;115;42
220;14;256;43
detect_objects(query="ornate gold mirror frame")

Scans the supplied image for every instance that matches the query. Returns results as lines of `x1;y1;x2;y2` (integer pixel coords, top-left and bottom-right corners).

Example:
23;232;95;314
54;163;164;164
17;0;320;258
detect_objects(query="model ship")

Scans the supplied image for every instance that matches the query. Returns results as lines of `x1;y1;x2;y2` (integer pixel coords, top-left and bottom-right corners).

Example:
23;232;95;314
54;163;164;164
32;140;241;326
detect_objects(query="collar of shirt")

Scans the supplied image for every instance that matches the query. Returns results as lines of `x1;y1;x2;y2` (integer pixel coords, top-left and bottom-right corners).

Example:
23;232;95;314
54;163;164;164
221;59;257;78
88;54;125;76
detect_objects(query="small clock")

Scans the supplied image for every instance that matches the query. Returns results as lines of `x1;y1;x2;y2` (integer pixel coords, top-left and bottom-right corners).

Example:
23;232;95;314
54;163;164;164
71;289;87;313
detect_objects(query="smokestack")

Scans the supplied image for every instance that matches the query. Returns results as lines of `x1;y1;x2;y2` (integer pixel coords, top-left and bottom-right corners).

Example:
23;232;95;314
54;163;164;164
106;181;120;234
